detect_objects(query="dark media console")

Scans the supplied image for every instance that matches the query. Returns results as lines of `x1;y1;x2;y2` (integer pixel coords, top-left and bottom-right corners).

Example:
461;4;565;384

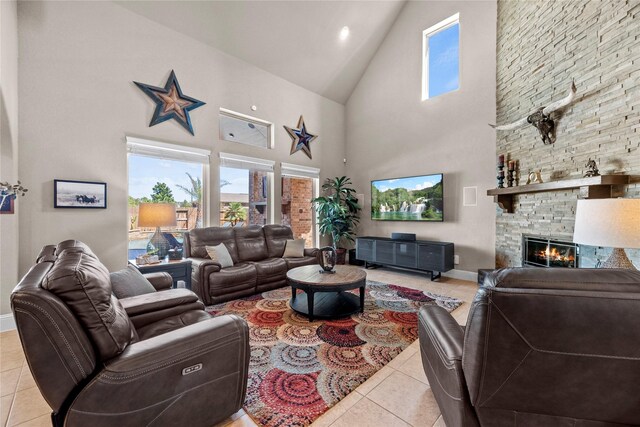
355;236;454;281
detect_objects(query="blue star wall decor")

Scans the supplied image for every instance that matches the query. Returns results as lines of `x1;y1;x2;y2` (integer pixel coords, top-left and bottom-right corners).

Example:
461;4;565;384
134;70;205;135
284;115;318;159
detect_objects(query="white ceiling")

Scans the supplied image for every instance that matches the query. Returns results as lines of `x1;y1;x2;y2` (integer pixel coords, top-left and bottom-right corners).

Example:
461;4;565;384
116;0;406;104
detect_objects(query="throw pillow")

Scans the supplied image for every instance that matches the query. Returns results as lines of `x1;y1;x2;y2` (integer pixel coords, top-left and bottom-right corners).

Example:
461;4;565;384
283;239;305;258
110;265;157;299
205;243;234;268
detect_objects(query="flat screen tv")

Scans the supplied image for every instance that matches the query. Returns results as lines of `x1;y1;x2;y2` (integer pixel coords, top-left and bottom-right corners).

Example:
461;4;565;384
371;173;443;222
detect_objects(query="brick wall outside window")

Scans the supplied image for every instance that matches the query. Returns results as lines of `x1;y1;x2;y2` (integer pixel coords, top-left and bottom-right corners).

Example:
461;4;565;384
282;177;314;247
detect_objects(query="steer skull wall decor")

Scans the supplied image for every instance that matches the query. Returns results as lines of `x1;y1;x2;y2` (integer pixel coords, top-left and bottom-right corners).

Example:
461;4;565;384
491;81;577;145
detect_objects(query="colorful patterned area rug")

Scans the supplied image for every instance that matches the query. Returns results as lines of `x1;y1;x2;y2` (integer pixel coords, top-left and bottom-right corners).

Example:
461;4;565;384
207;280;462;427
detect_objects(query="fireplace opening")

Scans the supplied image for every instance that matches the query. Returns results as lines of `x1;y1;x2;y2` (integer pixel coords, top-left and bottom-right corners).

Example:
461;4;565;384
522;235;579;268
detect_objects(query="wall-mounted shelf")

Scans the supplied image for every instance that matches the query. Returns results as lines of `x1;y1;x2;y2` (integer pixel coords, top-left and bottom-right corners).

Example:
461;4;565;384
487;175;631;213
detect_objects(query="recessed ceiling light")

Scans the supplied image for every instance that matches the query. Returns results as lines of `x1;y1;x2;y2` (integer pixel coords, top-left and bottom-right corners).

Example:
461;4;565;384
339;26;350;41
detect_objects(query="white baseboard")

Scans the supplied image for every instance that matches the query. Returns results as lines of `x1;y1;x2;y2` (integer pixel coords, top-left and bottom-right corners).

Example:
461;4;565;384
365;264;478;283
0;313;16;332
442;269;478;283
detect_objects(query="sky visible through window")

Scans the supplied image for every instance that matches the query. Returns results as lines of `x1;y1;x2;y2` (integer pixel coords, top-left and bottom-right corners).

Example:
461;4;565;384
128;156;250;203
428;22;459;98
129;155;203;202
220;167;249;194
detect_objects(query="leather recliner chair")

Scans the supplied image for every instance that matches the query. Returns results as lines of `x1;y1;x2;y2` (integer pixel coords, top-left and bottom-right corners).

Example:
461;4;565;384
11;240;250;427
418;268;640;427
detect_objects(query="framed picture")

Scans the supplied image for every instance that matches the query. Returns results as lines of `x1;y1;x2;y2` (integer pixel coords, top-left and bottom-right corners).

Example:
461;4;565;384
54;179;107;209
0;193;15;214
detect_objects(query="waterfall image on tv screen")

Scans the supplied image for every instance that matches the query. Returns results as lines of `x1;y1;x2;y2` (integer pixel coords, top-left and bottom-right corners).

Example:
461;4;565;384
371;174;443;222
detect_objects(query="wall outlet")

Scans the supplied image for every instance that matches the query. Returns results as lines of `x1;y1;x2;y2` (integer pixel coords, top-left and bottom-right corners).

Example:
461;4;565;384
454;255;460;265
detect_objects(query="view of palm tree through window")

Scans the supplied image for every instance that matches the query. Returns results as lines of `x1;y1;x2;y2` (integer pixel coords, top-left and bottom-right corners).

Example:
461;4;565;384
128;155;313;259
219;166;269;227
128;154;204;259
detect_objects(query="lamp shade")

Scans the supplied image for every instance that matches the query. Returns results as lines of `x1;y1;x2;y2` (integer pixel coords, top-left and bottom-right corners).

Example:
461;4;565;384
137;203;177;228
573;199;640;248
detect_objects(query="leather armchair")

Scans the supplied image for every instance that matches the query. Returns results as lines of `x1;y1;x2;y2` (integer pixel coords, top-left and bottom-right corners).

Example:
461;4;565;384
419;267;640;427
12;241;250;427
64;316;248;426
119;288;207;339
109;264;207;337
143;271;173;291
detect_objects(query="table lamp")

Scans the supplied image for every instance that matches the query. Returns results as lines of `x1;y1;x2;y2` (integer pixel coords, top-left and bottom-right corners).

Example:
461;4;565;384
573;198;640;270
138;203;177;259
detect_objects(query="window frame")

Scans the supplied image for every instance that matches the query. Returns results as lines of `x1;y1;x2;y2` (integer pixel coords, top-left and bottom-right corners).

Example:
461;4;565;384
219;108;275;149
126;138;211;229
421;13;460;101
125;137;211;260
219;152;275;226
281;163;321;248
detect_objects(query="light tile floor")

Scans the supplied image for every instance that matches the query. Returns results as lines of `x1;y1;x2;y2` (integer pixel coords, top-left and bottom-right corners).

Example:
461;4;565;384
0;267;478;427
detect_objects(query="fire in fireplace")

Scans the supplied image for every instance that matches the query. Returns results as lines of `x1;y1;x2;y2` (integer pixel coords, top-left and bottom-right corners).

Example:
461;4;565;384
522;235;579;268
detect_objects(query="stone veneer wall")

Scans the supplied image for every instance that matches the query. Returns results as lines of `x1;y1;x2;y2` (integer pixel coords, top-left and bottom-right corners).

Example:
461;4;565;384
496;0;640;268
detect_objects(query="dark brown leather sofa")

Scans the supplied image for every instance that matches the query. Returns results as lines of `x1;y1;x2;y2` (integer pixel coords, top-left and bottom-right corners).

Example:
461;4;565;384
184;224;319;305
418;267;640;427
11;240;250;427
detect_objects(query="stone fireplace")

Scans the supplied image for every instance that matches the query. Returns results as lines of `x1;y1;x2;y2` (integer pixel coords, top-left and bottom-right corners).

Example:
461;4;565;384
495;0;640;269
522;236;579;268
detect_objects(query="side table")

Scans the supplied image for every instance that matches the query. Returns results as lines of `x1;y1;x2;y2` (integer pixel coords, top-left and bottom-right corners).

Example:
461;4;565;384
129;258;192;290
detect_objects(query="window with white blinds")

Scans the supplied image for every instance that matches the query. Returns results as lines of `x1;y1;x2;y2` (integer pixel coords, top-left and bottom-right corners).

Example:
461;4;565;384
126;137;209;259
126;136;210;164
280;162;320;247
218;153;274;227
280;162;320;179
219;152;275;172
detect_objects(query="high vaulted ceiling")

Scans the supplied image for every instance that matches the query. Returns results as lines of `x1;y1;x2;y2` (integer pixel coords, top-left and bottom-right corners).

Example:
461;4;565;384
116;1;406;104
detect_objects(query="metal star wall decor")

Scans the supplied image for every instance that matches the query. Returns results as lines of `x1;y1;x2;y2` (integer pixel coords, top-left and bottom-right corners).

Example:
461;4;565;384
134;70;205;135
284;115;318;159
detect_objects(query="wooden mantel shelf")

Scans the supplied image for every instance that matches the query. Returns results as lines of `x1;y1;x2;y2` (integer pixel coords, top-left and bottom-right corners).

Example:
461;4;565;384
487;175;631;213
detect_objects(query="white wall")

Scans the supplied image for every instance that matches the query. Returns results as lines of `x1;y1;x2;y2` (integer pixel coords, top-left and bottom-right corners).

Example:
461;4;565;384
1;0;20;317
345;1;497;274
18;1;345;275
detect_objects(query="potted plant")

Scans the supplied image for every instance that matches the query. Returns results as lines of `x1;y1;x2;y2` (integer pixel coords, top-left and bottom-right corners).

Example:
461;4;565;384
312;176;361;264
0;181;28;214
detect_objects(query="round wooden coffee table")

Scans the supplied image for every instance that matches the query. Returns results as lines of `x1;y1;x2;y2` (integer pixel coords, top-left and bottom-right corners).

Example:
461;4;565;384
287;264;367;322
